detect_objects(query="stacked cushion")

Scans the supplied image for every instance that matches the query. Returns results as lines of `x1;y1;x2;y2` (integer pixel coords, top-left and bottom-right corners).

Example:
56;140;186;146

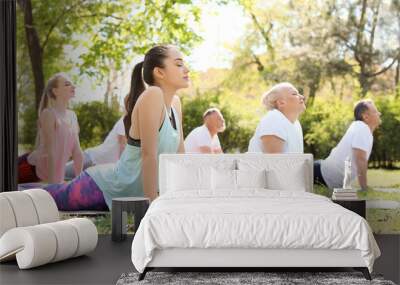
0;189;97;269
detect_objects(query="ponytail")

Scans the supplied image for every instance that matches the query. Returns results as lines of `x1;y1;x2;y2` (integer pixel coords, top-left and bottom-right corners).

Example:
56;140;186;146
123;45;171;137
124;61;145;137
38;73;63;115
34;73;64;148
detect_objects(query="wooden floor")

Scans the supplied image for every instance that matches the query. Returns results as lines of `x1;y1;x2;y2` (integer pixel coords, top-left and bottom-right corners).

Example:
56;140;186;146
0;235;398;285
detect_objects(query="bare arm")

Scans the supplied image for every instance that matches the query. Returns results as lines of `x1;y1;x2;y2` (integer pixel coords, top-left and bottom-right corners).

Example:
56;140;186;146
138;87;164;202
353;148;368;190
117;135;127;158
71;112;83;177
172;95;185;154
198;146;213;153
213;147;223;154
40;110;57;183
261;135;285;153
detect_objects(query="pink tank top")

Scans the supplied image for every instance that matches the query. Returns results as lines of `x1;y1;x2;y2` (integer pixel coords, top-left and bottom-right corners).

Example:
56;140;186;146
28;108;79;183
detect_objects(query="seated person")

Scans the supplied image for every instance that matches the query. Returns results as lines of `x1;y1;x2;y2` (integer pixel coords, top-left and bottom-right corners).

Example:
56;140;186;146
314;99;381;191
64;117;127;180
248;82;306;153
184;107;225;153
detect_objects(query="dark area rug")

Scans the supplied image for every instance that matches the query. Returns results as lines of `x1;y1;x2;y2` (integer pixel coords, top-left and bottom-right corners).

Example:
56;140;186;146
116;271;395;285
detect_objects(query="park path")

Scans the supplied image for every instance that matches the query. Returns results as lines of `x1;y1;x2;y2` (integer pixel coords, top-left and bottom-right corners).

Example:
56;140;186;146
366;188;400;209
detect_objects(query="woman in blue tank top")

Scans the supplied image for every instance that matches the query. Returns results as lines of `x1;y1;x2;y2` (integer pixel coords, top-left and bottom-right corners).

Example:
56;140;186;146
42;45;189;210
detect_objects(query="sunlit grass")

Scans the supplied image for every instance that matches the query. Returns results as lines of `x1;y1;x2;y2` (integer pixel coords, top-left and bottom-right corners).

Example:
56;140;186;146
367;208;400;234
363;169;400;188
60;213;136;235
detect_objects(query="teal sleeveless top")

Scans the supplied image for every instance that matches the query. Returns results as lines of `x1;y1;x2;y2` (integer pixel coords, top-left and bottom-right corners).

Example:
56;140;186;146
86;107;180;209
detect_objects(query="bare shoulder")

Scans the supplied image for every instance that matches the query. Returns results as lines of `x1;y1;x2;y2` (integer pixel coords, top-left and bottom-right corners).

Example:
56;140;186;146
137;86;163;107
143;86;163;99
40;108;56;121
172;95;182;111
39;108;56;130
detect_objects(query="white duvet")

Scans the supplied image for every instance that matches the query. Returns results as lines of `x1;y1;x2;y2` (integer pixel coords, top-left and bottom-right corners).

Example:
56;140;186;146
131;190;380;273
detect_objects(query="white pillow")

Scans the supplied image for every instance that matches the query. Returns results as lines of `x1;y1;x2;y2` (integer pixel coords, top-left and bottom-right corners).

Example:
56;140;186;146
212;168;237;191
236;169;268;189
266;163;306;191
167;163;212;191
237;158;307;191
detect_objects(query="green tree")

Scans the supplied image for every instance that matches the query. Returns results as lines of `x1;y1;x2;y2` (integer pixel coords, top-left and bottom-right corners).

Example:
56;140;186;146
370;96;400;168
17;0;201;110
17;0;203;147
328;0;400;97
231;0;399;101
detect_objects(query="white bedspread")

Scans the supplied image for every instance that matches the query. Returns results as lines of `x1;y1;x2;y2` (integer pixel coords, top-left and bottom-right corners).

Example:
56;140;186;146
131;190;380;273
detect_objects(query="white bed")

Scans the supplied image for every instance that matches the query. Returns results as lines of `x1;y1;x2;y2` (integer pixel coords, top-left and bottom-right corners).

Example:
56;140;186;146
131;154;380;280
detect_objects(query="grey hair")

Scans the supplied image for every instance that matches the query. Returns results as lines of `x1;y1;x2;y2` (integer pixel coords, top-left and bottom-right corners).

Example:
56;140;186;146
261;82;295;110
202;107;221;119
354;99;373;121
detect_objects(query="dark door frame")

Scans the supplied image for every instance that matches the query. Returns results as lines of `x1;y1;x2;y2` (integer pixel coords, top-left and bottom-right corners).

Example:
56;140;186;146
0;0;17;192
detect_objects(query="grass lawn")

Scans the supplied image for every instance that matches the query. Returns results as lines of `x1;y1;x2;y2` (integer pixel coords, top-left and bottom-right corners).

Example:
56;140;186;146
367;208;400;234
361;169;400;188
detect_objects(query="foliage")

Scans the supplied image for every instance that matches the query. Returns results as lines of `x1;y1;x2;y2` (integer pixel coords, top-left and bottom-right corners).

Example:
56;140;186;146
17;0;203;132
181;86;400;165
73;101;122;149
19;104;38;149
370;97;400;168
300;97;353;159
231;0;400;100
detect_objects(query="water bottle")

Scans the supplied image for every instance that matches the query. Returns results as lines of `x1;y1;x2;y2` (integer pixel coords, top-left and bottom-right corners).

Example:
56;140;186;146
342;156;352;190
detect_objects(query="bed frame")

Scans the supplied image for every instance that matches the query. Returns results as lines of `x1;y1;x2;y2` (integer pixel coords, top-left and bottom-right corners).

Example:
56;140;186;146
140;248;370;280
139;154;371;280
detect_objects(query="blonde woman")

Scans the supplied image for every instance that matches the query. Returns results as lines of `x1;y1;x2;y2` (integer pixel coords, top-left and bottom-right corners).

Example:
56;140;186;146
18;73;83;184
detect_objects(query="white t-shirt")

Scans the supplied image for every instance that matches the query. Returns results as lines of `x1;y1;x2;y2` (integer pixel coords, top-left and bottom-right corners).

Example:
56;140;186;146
248;109;304;153
86;117;126;164
321;121;373;189
184;125;222;153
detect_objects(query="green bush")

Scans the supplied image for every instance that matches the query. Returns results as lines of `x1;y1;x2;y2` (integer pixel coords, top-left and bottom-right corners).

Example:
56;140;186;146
181;92;400;164
73;101;121;149
19;103;38;149
301;98;353;159
370;97;400;168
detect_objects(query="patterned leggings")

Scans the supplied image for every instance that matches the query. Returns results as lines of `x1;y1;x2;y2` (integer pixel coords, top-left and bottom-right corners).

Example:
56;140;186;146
44;171;108;211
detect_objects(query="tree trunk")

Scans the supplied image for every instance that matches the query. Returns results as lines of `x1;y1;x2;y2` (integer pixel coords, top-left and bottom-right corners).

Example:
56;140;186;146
358;67;369;97
396;58;400;98
17;0;44;111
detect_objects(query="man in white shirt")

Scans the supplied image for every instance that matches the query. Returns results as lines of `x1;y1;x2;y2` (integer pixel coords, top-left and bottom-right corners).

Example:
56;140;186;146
314;99;381;191
184;108;225;153
65;117;127;179
248;82;306;153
